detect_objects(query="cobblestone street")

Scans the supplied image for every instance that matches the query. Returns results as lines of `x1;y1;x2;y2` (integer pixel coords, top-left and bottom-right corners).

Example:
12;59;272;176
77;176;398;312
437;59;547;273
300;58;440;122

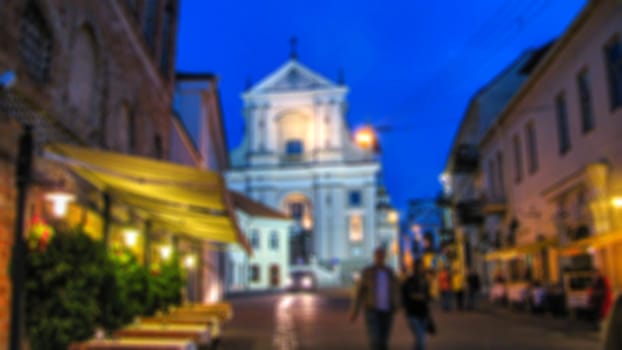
220;289;601;350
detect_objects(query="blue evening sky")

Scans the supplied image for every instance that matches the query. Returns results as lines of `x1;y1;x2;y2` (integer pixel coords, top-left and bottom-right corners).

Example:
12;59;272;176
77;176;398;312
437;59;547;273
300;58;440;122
176;0;587;212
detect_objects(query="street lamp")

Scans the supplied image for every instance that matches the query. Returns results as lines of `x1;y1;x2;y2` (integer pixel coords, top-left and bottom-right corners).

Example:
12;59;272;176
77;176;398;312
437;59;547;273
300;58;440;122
353;125;378;151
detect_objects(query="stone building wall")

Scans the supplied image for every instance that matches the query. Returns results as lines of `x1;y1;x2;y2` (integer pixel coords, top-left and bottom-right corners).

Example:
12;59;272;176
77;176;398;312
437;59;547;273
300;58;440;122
0;1;179;347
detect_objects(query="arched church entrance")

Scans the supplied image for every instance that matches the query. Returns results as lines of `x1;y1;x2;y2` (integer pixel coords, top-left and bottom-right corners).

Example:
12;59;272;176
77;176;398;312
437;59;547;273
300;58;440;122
281;192;313;264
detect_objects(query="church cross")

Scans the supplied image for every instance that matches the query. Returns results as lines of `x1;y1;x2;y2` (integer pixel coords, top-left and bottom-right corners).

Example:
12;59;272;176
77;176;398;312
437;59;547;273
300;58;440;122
290;36;298;60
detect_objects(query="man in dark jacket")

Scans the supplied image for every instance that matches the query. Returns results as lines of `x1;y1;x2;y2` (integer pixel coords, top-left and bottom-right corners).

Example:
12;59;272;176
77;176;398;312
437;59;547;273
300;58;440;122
350;247;400;350
401;259;431;350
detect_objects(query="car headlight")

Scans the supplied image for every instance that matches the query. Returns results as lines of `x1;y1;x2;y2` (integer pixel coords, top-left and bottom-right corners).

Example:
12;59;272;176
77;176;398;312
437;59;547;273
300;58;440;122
301;276;313;289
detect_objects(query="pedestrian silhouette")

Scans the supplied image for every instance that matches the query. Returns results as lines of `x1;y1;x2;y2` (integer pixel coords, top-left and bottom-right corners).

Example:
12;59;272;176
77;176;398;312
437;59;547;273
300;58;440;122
350;247;400;350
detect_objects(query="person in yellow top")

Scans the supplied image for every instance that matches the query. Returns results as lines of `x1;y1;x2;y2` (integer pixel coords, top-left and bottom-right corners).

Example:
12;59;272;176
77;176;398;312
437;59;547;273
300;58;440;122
452;269;465;311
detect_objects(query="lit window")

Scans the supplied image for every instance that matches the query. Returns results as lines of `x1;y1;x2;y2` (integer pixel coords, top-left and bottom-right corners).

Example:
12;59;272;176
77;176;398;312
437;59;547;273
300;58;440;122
348;190;362;207
605;37;622;110
19;1;52;83
576;69;595;132
349;214;363;242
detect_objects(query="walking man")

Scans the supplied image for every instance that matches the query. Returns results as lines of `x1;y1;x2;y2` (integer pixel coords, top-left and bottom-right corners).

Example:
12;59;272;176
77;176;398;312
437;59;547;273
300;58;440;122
350;247;400;350
402;259;432;350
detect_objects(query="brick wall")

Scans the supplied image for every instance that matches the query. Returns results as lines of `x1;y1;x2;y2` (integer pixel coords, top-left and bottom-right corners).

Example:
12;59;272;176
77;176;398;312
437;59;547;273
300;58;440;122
0;0;180;348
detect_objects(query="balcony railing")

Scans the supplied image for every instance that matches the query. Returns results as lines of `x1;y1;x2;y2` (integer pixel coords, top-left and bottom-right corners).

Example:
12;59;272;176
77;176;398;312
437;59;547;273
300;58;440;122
453;143;479;173
455;199;484;225
482;195;507;215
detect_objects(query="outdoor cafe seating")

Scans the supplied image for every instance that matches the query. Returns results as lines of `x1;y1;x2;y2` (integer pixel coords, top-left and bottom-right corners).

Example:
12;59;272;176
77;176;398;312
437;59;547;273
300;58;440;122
70;302;232;350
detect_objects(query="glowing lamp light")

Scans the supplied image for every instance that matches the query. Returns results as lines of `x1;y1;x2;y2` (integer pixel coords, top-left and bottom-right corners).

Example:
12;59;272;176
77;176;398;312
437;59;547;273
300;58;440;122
184;255;196;269
44;192;75;218
301;276;313;289
387;210;399;224
354;126;375;149
123;229;139;247
160;245;172;260
612;197;622;208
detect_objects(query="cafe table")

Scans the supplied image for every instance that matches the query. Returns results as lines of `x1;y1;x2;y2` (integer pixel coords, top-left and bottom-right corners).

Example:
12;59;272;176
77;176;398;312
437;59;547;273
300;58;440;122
114;323;211;346
69;337;197;350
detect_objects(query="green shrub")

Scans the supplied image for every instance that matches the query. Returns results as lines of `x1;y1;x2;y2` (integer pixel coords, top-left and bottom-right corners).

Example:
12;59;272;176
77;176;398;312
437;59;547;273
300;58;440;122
26;229;110;350
26;229;186;349
149;255;185;313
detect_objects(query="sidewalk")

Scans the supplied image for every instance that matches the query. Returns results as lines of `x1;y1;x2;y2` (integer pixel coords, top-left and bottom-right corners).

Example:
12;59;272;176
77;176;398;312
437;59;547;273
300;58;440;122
472;299;601;342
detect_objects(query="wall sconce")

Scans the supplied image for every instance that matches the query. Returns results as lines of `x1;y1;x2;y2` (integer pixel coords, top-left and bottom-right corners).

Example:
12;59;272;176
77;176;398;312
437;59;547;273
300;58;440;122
184;254;196;269
44;191;75;218
611;197;622;208
123;228;139;247
160;245;172;260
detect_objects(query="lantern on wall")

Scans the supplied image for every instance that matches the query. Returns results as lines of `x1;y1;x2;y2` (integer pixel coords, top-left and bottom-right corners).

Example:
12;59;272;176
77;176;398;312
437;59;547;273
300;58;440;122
44;191;75;218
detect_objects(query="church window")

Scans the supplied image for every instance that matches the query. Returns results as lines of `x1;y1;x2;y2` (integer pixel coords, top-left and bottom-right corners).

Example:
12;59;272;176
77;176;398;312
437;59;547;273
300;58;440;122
349;214;363;242
348;190;362;207
285;139;304;155
19;1;52;83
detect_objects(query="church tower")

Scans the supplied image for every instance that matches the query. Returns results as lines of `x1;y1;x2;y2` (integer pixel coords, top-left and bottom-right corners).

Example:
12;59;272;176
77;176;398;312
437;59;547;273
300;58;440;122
227;46;383;277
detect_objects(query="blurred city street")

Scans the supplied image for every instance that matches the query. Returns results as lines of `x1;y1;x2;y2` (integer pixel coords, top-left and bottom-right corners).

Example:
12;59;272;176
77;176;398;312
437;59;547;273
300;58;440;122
220;289;600;350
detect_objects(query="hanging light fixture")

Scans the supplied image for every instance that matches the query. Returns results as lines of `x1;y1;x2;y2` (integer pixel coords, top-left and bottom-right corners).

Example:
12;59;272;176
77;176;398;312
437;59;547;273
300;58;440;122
123;228;139;247
184;254;196;269
44;191;75;218
160;245;172;260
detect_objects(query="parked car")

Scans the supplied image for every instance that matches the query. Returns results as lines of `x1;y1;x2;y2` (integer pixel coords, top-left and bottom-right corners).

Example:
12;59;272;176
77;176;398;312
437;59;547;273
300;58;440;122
286;271;317;292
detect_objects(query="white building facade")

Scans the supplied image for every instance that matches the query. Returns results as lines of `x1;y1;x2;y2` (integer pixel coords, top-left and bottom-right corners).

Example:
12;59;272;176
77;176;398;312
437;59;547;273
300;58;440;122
226;58;383;278
227;194;292;291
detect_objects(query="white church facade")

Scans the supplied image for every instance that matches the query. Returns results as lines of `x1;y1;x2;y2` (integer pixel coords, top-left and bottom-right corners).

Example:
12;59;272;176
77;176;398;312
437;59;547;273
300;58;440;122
226;55;389;278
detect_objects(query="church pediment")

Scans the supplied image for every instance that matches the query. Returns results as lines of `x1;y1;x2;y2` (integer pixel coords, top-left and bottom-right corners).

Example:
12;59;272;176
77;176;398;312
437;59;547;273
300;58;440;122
249;60;338;94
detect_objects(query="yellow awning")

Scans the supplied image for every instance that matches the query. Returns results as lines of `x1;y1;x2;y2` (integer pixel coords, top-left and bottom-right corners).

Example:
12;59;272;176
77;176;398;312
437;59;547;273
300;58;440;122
44;143;251;254
485;239;557;261
559;231;622;256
